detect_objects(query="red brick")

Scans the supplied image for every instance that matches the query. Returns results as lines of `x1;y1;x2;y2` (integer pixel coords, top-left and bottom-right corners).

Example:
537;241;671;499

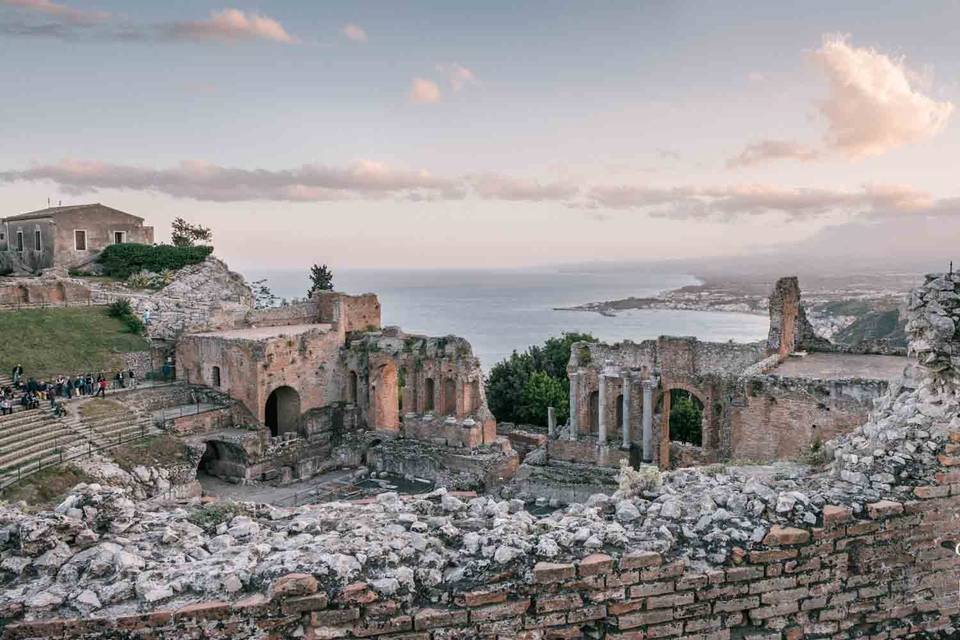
578;553;614;577
536;593;583;613
617;608;675;629
271;572;318;598
457;589;507;607
822;504;854;526
470;598;531;622
866;500;904;520
938;455;960;466
763;525;810;546
309;608;360;626
280;593;329;615
566;604;607;623
338;582;377;605
414;608;469;630
533;562;576;584
619;550;662;570
647;592;695;609
351;615;412;637
749;549;798;563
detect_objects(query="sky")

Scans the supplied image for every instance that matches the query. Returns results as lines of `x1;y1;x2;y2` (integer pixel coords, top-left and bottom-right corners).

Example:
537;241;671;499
0;1;958;270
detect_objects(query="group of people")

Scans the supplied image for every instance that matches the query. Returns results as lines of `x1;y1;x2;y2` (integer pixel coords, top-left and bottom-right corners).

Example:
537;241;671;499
3;364;138;418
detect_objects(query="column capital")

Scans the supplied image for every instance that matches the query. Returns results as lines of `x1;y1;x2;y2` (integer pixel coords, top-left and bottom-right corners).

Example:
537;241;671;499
641;376;660;390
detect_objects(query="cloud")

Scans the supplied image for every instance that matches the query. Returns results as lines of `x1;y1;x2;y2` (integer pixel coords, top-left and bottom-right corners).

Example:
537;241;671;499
814;34;953;157
409;78;441;104
0;159;460;202
727;140;821;168
341;23;366;43
437;63;477;92
727;34;954;167
3;159;956;223
170;9;297;44
747;71;767;83
469;174;578;201
1;0;108;24
583;182;943;220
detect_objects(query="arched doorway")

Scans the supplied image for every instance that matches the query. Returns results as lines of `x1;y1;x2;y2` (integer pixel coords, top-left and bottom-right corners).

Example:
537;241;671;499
443;378;457;416
265;386;301;437
615;393;624;438
371;362;399;430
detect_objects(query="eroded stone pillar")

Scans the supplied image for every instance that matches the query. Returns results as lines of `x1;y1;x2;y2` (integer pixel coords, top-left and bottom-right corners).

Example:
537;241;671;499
598;370;608;445
641;378;657;462
568;370;579;440
547;406;556;437
621;372;631;449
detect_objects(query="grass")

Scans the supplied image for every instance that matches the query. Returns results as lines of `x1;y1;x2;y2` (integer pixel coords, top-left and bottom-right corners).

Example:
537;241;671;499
0;306;149;379
109;434;193;472
1;466;94;508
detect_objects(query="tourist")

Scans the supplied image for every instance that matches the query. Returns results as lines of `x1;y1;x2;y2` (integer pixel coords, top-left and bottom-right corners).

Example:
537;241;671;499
95;377;107;398
84;374;94;396
0;397;11;415
74;375;84;397
52;399;66;418
128;369;137;388
115;371;125;389
11;364;22;385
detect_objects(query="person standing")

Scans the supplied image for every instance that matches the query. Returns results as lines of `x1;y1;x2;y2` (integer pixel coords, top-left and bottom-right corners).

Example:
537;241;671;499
11;364;22;385
96;377;107;398
128;369;137;388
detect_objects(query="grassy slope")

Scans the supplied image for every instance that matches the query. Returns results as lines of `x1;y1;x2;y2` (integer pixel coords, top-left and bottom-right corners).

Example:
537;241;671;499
0;307;149;378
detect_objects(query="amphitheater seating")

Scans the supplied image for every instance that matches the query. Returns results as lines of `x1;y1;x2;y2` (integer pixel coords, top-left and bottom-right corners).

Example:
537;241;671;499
73;399;157;446
0;409;84;481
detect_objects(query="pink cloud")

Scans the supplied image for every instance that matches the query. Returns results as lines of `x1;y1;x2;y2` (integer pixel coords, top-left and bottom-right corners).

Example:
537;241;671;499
341;23;367;43
727;140;821;168
1;0;109;24
437;63;477;92
171;9;297;44
409;78;441;104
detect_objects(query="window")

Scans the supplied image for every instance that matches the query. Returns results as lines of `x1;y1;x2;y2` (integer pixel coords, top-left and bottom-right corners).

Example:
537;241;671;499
211;366;221;387
34;230;41;251
0;233;5;241
75;230;87;251
113;231;126;244
16;232;23;252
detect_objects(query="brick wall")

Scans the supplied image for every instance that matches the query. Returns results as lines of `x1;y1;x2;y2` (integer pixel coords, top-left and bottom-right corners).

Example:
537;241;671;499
6;454;957;639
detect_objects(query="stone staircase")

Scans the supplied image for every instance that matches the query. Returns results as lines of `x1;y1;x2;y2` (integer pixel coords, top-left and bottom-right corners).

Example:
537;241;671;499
0;409;85;481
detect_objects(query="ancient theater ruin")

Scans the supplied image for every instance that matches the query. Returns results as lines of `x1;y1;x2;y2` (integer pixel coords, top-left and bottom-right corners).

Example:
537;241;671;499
0;270;957;639
507;277;911;503
173;289;509;488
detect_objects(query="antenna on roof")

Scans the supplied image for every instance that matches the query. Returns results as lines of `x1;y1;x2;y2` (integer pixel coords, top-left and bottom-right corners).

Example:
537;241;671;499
58;200;61;206
47;197;50;207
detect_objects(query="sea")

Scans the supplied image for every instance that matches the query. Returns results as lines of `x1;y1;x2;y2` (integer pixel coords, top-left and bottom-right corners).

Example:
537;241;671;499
241;267;770;369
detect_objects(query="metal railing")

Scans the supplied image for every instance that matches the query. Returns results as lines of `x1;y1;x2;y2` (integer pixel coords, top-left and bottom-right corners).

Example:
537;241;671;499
0;422;155;493
275;480;365;508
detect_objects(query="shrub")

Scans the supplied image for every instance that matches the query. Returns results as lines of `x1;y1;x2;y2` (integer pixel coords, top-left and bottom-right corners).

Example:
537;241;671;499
98;243;212;279
617;460;661;497
187;502;245;531
123;315;145;335
107;298;133;319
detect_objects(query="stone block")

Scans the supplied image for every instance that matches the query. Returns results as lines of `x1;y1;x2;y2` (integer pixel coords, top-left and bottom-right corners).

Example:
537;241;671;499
533;562;576;584
866;500;904;519
271;573;318;599
763;525;810;546
578;553;614;577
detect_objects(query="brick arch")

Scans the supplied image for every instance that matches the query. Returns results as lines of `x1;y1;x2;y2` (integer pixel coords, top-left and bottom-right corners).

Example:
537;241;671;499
657;379;710;469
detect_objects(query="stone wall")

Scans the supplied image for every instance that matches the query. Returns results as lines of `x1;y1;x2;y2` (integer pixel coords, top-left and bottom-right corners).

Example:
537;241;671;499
0;277;92;307
315;291;382;334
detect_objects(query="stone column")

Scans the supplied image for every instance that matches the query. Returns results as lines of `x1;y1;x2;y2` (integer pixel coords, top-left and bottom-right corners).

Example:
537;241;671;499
547;406;556;438
597;370;608;446
621;372;631;449
641;378;657;462
568;370;579;440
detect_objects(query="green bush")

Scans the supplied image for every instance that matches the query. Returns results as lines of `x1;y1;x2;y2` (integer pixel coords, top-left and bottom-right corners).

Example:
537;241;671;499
107;298;133;319
98;243;212;279
123;314;145;335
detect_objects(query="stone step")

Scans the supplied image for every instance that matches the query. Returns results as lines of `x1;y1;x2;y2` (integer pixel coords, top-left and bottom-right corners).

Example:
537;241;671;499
0;433;85;473
0;420;68;456
0;448;79;484
0;416;61;450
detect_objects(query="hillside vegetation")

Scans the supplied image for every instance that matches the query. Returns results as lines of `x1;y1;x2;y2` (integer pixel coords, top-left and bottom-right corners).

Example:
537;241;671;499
0;307;150;378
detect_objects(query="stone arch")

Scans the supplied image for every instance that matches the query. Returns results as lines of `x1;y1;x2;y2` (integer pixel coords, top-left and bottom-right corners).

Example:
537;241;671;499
424;377;435;412
443;378;457;416
371;362;399;430
197;439;248;482
658;381;708;468
615;393;624;438
265;385;301;438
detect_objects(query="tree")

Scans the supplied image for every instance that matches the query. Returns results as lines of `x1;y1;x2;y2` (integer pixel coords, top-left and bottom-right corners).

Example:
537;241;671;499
251;279;277;309
668;390;703;445
171;217;213;247
485;332;597;427
519;371;568;426
307;263;334;297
